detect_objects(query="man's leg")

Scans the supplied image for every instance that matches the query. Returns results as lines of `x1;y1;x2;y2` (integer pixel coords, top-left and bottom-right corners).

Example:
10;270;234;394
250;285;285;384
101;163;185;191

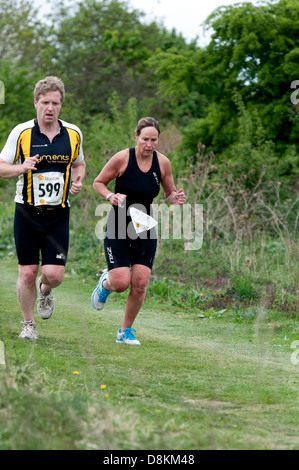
17;264;39;322
37;264;65;319
40;264;65;293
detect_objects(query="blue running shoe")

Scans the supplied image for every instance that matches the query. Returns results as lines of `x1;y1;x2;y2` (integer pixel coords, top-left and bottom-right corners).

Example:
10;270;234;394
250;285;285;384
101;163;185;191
91;271;111;310
116;328;141;345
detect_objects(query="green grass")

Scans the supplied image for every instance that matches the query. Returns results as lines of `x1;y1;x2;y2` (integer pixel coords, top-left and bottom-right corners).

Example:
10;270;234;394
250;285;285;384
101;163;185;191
1;256;299;450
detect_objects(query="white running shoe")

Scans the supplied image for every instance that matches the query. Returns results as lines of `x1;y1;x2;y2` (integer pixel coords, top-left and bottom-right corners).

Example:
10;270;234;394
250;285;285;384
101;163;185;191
116;328;141;345
19;320;38;340
37;277;54;319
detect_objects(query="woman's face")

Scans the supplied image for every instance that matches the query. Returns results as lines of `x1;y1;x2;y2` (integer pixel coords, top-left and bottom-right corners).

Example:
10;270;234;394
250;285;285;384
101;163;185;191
135;126;159;157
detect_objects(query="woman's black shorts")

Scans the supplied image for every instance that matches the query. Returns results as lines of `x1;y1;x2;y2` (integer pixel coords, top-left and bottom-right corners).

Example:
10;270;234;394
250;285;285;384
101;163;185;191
104;233;157;271
14;203;70;266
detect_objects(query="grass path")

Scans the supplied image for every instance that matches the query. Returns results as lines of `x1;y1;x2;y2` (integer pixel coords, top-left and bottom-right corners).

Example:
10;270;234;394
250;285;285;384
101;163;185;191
1;257;299;450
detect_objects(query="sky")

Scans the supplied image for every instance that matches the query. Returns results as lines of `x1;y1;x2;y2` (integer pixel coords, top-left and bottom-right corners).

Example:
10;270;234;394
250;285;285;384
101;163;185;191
128;0;264;46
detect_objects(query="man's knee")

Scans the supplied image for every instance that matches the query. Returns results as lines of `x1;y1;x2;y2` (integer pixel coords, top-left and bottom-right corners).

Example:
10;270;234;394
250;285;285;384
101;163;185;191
41;266;65;287
18;265;39;286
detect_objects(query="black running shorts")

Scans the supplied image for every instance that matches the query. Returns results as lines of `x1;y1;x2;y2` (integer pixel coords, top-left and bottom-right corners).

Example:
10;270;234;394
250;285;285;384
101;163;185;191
14;203;70;266
104;234;157;271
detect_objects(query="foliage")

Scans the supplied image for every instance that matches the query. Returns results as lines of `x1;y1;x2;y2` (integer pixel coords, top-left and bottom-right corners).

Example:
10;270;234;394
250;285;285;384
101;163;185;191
0;0;298;183
204;0;299;151
0;0;49;142
0;0;46;65
150;0;299;175
42;0;190;119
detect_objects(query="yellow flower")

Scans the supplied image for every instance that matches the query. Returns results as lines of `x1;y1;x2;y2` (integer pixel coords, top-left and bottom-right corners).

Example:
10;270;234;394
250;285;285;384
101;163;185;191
101;384;106;389
104;394;109;398
73;371;79;375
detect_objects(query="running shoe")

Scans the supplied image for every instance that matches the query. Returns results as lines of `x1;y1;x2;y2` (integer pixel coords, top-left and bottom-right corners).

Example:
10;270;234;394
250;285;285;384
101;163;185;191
91;271;111;310
116;328;141;345
19;320;38;340
37;277;54;319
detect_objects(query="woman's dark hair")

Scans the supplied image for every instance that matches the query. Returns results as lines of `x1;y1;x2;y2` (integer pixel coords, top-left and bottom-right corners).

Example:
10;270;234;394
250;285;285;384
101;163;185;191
135;117;160;136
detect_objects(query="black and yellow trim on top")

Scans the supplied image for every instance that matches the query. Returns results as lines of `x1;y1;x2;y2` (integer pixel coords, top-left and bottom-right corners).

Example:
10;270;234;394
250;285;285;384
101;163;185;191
62;127;81;208
14;120;82;208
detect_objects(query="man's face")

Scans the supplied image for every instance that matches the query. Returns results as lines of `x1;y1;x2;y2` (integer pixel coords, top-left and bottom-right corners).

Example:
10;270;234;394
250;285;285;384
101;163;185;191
34;91;62;126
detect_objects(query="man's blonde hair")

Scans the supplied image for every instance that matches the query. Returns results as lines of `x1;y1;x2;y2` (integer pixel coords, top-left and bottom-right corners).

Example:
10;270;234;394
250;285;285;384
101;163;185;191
34;76;65;103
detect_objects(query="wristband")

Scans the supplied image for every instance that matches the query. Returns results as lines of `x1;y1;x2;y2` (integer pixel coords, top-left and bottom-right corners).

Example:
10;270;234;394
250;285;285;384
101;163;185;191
106;193;113;201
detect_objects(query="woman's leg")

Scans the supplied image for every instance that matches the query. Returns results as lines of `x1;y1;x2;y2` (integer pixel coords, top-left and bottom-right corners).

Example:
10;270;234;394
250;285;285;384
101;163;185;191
121;264;151;330
103;267;131;293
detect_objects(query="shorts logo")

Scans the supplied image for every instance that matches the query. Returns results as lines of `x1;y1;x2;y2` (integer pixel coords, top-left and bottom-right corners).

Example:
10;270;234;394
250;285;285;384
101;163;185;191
56;253;66;260
106;247;114;264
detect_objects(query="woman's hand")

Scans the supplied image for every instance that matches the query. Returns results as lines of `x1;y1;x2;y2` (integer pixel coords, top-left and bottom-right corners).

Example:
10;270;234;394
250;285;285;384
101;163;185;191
108;193;127;207
167;188;186;205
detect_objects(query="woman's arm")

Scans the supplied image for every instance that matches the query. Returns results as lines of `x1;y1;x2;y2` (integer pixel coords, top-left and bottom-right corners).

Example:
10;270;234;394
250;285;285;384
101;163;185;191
93;149;128;206
159;155;186;205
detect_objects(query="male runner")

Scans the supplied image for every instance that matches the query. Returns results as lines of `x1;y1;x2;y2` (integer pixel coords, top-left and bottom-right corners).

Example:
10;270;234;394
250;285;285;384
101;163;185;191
0;76;85;340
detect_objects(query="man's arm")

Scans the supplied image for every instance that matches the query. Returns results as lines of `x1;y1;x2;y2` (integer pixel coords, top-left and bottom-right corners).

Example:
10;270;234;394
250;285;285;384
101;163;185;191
0;155;39;179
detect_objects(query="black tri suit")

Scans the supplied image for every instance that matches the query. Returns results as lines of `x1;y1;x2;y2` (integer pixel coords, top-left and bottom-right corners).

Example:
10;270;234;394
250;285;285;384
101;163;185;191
104;147;161;270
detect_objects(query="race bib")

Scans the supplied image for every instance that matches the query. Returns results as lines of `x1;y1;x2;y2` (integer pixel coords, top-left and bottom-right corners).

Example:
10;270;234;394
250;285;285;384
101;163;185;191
33;172;65;206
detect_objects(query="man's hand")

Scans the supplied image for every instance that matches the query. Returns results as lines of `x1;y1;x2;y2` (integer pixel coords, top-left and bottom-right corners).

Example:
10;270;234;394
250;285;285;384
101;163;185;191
70;175;83;195
22;154;39;173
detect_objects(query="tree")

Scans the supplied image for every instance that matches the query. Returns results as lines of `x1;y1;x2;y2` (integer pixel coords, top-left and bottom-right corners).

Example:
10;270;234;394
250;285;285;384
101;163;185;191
0;0;49;145
43;0;190;119
150;0;299;173
204;0;299;149
0;0;48;67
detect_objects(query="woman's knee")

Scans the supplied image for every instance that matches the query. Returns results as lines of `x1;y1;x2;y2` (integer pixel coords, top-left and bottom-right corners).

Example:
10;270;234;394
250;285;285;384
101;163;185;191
130;266;151;295
131;277;149;295
108;268;130;293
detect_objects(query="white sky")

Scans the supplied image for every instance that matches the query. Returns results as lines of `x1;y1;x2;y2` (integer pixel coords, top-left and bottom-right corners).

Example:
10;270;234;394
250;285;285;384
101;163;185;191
128;0;265;45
